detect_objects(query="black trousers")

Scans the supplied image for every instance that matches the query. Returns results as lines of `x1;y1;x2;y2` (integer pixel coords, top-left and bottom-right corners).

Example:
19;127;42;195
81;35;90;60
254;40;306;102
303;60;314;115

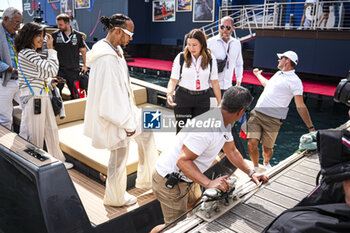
173;88;210;134
57;69;80;99
209;88;226;98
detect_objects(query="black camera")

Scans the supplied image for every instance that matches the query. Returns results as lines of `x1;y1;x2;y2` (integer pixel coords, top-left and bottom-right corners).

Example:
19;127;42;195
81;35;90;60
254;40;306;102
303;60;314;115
165;172;180;189
34;98;41;115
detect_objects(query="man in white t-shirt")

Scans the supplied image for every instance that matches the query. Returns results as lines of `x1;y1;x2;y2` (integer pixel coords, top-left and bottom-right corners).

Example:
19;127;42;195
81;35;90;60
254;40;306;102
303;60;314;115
247;51;315;171
207;16;244;93
151;86;269;233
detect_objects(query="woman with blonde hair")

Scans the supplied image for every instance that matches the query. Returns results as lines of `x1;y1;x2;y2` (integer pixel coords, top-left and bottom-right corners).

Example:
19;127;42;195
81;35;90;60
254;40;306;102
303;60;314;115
166;28;221;133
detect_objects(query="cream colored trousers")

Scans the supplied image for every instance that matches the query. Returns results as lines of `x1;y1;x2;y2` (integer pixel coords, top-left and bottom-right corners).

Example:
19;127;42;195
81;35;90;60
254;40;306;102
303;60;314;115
104;131;158;206
19;94;66;162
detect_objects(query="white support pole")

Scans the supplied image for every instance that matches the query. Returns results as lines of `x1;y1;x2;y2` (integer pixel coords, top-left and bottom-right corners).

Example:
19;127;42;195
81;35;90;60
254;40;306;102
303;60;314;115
313;0;320;30
262;0;267;28
253;8;258;28
244;6;252;36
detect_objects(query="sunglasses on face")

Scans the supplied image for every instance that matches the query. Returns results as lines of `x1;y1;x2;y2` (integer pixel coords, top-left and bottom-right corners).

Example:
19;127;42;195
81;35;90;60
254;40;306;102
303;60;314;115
220;25;232;31
114;27;134;37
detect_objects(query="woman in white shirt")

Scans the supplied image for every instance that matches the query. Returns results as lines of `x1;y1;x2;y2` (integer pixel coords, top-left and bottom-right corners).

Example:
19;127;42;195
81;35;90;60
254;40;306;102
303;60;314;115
166;29;221;133
15;22;73;169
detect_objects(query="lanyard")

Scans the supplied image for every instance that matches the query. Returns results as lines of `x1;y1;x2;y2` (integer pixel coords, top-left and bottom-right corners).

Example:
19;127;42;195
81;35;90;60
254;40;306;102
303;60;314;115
220;40;231;57
17;61;35;96
17;61;48;96
192;58;201;90
9;35;49;94
60;31;73;43
220;40;231;69
16;49;49;96
6;37;18;68
5;38;47;93
192;58;200;80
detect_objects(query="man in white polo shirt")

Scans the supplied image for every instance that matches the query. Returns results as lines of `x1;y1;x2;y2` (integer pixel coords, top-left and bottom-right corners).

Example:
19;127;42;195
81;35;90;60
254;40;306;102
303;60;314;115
247;51;315;171
151;86;268;232
207;16;243;94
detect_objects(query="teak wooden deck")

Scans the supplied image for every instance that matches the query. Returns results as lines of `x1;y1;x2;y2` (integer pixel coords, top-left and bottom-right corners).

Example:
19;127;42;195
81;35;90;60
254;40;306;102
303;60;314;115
173;152;320;233
68;169;156;225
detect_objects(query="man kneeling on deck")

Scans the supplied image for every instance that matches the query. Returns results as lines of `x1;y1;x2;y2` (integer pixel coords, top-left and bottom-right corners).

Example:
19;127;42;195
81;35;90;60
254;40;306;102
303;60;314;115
151;86;269;232
84;14;158;207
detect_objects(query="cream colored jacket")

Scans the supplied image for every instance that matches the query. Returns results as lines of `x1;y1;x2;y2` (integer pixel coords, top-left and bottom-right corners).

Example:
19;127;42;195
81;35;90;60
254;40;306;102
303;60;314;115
84;40;140;150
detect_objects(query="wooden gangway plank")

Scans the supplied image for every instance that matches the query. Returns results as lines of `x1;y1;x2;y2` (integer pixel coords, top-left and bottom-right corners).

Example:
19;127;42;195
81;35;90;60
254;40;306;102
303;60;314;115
283;170;317;186
213;153;319;233
168;152;320;233
299;159;321;170
68;169;156;225
274;176;315;193
254;187;299;209
245;195;287;217
291;163;319;177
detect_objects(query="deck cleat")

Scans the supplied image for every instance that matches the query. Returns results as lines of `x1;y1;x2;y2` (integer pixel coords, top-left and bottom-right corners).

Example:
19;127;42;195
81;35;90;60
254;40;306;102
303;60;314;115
199;177;237;218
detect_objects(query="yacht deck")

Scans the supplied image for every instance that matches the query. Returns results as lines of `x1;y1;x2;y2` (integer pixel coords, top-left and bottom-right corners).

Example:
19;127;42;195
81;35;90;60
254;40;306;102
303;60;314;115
68;169;155;225
168;152;319;233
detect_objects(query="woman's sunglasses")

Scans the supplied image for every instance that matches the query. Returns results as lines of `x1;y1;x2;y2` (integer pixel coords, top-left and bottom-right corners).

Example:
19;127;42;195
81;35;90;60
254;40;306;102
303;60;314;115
220;25;232;31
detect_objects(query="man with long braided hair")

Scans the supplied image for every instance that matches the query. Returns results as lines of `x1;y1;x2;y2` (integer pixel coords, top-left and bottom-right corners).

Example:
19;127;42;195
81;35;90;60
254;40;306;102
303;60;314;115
84;14;158;206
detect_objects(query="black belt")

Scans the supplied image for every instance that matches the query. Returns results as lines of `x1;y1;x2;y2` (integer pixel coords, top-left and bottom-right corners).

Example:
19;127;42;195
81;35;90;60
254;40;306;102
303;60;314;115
165;174;192;183
177;86;209;95
0;76;18;80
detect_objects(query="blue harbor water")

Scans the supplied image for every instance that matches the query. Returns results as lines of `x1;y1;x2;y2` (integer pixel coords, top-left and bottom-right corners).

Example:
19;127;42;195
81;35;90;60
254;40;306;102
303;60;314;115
131;71;349;165
236;93;348;165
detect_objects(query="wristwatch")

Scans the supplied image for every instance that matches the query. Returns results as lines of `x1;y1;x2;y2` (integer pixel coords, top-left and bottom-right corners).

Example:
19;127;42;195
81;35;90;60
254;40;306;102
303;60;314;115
248;169;255;177
308;125;315;130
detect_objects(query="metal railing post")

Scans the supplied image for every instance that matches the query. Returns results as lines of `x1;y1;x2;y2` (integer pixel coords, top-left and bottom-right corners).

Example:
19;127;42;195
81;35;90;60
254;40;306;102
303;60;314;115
262;0;267;28
273;3;277;29
244;6;252;36
338;2;344;30
279;5;283;28
253;8;258;28
313;0;320;30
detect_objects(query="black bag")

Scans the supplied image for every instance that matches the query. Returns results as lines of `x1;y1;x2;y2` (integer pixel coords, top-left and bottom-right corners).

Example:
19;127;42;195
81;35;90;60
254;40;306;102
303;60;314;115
216;44;230;73
216;57;227;73
79;72;89;90
263;130;350;233
263;204;350;233
51;89;62;116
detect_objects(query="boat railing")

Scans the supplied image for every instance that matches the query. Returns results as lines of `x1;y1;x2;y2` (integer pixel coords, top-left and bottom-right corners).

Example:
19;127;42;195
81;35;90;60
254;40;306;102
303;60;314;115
184;0;350;48
221;1;350;30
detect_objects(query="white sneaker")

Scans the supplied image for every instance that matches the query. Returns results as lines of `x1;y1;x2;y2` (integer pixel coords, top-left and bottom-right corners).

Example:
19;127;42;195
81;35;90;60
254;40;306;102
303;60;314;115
254;166;265;173
264;163;272;170
64;162;74;170
123;192;137;206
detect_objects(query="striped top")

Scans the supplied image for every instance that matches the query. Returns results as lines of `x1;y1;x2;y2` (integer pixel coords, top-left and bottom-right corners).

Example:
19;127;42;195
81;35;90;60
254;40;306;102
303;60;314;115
18;48;58;96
